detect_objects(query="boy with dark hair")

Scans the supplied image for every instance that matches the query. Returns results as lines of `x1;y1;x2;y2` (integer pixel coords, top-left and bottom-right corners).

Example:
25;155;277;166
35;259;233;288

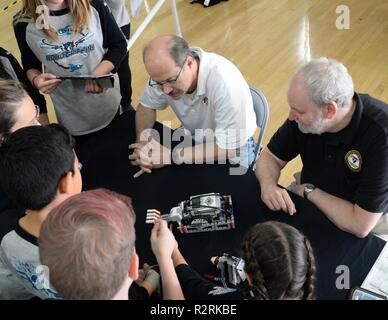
0;124;82;299
0;78;42;215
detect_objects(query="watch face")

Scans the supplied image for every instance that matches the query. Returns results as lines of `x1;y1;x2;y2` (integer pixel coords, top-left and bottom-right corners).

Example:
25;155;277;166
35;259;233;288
304;184;315;200
306;184;315;192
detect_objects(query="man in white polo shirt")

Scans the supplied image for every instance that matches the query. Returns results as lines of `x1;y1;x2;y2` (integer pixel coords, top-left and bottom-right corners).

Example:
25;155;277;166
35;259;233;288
129;35;256;176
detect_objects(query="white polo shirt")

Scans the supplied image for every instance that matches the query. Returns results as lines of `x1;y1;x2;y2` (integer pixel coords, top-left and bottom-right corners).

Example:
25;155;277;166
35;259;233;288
140;48;256;150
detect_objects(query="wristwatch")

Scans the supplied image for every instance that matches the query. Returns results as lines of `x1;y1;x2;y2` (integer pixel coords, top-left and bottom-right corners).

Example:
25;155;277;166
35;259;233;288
303;184;316;200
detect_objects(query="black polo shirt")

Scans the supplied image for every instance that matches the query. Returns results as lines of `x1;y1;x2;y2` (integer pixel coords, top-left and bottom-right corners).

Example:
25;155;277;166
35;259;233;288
268;93;388;214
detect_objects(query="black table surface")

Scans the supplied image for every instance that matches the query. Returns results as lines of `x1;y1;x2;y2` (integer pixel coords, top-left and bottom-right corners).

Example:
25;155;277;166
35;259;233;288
78;111;386;300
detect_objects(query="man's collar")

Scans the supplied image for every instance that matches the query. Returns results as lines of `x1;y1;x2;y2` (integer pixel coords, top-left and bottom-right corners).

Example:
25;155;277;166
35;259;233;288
191;47;207;96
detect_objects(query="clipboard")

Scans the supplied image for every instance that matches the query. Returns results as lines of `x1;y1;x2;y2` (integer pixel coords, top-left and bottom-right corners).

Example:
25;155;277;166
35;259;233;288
361;242;388;298
56;73;115;88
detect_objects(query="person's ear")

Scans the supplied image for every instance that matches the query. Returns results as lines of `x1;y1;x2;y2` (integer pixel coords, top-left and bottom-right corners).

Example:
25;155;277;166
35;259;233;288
324;101;338;120
186;56;194;69
58;171;74;195
128;250;139;280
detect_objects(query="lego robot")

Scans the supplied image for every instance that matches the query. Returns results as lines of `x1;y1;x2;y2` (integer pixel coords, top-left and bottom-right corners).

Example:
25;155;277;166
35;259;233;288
210;253;246;286
146;193;235;233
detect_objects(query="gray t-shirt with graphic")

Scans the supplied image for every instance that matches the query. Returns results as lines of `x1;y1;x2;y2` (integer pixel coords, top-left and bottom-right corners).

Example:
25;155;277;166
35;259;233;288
0;211;59;300
14;0;127;135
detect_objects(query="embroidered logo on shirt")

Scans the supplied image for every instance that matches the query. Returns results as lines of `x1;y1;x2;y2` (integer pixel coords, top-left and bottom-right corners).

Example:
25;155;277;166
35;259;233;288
345;150;362;172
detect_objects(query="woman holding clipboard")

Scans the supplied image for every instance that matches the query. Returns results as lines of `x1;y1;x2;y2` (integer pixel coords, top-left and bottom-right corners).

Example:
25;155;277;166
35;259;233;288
13;0;127;137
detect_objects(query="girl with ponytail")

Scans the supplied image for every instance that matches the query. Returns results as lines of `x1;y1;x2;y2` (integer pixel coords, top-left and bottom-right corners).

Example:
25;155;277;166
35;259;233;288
150;220;317;300
241;221;316;300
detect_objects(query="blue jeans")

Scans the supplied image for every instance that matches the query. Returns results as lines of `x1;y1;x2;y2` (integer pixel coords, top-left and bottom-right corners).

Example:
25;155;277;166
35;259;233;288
247;137;256;167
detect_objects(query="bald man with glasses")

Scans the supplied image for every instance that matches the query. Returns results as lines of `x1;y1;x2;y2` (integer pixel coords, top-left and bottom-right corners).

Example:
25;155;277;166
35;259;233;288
129;35;256;177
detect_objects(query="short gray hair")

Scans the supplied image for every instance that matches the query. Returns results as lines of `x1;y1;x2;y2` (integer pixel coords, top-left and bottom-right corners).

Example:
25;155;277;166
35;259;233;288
168;35;198;66
297;57;354;109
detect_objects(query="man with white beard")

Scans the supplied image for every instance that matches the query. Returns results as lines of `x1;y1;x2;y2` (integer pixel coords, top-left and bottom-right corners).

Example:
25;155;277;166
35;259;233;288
255;57;388;239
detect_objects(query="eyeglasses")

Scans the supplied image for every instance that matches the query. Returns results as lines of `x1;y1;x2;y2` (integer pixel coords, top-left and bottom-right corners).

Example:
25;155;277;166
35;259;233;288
28;105;40;126
148;57;187;88
78;161;83;171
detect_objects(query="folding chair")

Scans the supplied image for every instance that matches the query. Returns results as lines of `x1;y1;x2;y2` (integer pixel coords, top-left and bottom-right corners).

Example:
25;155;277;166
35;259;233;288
249;86;269;169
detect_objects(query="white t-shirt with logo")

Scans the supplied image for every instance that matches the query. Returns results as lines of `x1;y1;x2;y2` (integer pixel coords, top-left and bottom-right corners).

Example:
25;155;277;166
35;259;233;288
140;48;257;150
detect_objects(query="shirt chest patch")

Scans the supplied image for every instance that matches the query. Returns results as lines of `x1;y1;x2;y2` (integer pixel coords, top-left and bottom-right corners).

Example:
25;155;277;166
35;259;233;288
345;150;362;172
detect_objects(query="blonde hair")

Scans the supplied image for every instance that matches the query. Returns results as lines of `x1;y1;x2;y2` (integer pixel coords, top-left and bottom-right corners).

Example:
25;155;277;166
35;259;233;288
21;0;91;40
39;189;137;300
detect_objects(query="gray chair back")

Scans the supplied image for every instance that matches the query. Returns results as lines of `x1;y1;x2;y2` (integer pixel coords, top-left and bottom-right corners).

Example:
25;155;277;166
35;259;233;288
249;86;269;168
